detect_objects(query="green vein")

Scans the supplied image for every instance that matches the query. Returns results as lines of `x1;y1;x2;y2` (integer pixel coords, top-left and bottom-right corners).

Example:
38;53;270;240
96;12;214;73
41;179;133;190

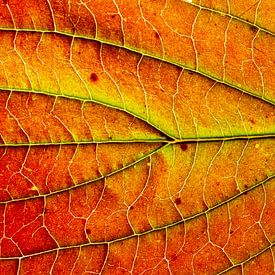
1;134;275;147
0;88;175;140
0;28;274;106
0;139;168;146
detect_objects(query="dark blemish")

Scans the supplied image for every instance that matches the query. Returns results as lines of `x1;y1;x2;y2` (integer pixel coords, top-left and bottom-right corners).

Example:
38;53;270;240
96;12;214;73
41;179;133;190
188;71;194;75
243;191;248;195
244;184;248;189
86;228;91;234
160;88;165;93
180;143;188;151
249;118;256;124
90;72;98;82
130;206;134;210
111;14;116;19
155;31;160;39
230;230;233;234
171;255;177;261
175;198;182;205
3;0;8;4
176;66;183;75
249;25;258;33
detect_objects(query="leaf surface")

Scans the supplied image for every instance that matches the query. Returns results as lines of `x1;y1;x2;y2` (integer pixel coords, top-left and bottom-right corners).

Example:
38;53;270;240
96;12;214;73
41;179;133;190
1;0;275;103
0;0;274;274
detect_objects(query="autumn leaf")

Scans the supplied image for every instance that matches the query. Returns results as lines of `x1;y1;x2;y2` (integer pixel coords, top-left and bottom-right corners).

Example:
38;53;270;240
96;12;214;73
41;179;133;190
0;0;274;274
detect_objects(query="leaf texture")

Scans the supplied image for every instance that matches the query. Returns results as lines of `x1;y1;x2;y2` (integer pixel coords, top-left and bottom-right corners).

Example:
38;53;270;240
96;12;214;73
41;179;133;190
0;0;274;274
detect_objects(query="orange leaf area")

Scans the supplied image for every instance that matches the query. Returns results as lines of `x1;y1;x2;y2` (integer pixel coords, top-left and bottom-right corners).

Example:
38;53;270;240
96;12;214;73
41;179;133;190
0;91;164;144
0;0;274;101
0;34;274;139
0;141;274;273
0;142;162;200
0;178;274;273
0;0;274;274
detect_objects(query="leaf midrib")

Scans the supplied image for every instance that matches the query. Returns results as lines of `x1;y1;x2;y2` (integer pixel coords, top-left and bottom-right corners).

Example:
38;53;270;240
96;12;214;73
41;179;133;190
1;134;275;146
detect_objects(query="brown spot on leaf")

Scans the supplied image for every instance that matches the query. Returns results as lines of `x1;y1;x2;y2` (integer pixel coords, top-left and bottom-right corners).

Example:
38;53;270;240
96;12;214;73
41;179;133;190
249;25;258;34
180;143;188;151
171;255;177;262
249;118;256;124
90;72;98;82
155;32;160;39
175;198;182;205
117;163;123;169
86;228;91;234
244;184;248;189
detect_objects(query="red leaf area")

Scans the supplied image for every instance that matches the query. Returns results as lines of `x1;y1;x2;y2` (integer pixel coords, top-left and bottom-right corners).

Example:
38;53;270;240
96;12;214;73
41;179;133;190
0;0;274;274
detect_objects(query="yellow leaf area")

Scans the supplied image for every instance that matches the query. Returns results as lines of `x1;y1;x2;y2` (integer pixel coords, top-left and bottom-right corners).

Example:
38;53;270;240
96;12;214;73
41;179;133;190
0;0;274;274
